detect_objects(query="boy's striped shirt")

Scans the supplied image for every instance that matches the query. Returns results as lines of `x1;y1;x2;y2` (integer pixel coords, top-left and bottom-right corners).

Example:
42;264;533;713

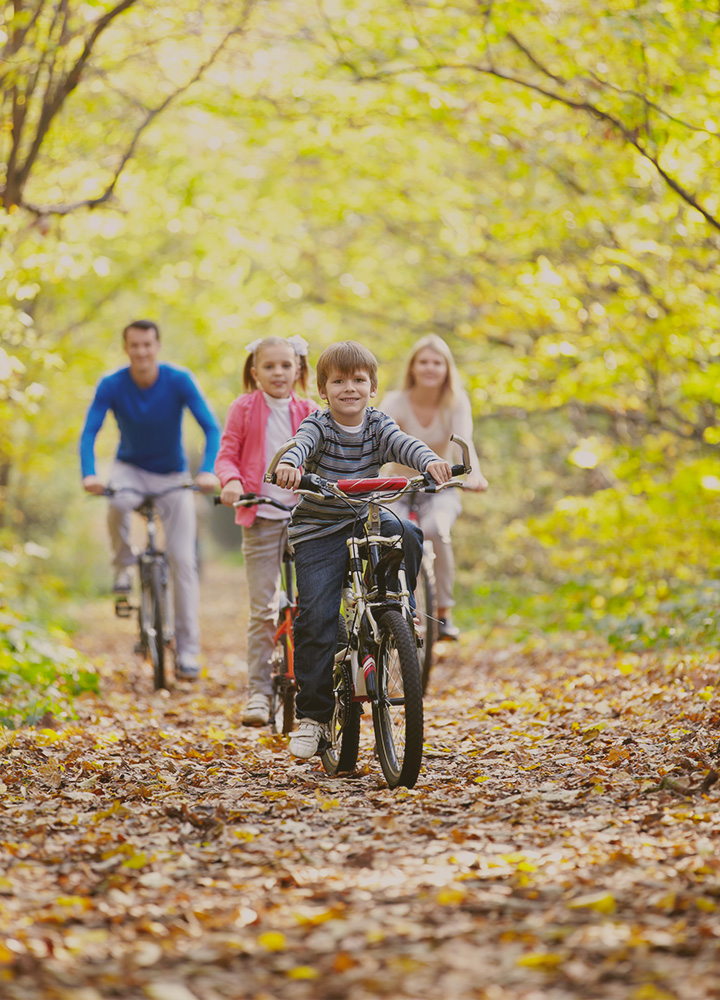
281;407;438;544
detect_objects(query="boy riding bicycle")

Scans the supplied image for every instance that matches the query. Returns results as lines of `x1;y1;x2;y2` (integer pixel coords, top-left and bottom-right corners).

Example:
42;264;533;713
274;342;452;760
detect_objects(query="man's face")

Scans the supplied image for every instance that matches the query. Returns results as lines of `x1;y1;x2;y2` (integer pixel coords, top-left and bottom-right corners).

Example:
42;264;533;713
124;326;160;377
320;367;375;426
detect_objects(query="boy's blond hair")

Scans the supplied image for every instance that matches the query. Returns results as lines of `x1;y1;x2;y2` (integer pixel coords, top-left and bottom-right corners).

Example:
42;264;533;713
316;341;378;394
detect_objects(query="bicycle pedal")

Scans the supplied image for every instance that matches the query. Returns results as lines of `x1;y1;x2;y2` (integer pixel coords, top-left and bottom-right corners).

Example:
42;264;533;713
114;597;133;619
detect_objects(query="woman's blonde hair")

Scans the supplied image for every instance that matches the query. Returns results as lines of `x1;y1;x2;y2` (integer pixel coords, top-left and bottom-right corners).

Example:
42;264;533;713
402;334;461;407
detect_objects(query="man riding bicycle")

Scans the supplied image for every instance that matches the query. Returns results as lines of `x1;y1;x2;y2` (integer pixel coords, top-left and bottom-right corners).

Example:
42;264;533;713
79;319;221;680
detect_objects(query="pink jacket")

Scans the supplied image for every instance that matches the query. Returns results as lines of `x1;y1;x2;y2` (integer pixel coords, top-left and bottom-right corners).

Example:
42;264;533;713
214;389;319;526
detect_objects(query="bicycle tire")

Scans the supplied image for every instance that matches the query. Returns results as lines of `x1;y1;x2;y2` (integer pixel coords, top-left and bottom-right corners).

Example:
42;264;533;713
415;553;438;695
321;656;361;776
140;559;166;690
372;609;424;788
270;632;295;734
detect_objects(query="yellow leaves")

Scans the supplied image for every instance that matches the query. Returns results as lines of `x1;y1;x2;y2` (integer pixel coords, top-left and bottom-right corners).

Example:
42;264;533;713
34;728;64;745
568;891;616;914
694;896;717;912
0;941;16;963
122;851;149;870
94;801;131;823
294;906;344;926
257;931;286;952
205;724;226;741
315;790;340;810
632;986;676;1000
517;951;564;970
287;965;319;980
55;895;91;909
436;887;466;905
234;828;256;843
697;686;714;702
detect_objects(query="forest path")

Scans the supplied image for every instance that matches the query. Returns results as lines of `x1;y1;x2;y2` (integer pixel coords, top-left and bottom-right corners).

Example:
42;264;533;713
2;560;720;999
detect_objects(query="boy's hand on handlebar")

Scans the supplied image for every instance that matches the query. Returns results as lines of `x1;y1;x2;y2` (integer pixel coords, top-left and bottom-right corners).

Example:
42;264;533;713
220;479;244;506
275;463;301;490
83;475;106;495
195;471;220;494
426;459;453;485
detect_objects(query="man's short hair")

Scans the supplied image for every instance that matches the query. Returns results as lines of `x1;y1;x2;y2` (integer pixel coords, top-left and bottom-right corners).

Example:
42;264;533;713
316;341;378;393
123;319;160;342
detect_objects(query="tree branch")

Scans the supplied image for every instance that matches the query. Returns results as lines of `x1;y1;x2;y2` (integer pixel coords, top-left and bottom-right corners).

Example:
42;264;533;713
20;3;257;216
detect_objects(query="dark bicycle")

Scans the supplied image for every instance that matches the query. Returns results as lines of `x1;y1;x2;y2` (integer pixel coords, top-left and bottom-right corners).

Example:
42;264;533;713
102;484;196;690
266;435;472;788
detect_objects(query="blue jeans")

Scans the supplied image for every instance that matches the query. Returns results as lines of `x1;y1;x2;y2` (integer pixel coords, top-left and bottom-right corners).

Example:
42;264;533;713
293;511;423;722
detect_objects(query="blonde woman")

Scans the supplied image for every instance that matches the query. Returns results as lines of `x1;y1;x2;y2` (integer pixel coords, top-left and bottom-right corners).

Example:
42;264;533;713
381;335;487;639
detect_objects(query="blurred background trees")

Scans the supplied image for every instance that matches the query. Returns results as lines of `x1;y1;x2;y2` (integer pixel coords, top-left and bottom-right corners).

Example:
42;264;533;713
3;0;720;648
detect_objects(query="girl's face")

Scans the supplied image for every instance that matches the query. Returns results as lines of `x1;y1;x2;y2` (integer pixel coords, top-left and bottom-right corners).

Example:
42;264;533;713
251;344;298;398
411;348;448;390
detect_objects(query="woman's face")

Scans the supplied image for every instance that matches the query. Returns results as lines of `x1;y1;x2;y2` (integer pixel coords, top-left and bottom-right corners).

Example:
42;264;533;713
411;348;448;390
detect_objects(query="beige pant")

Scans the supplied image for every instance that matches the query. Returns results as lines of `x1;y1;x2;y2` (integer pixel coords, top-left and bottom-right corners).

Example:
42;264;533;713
393;489;462;610
241;516;288;698
107;461;200;661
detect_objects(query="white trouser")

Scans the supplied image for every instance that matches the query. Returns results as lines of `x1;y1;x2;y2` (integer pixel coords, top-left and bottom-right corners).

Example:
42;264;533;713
393;489;462;610
107;461;200;660
241;516;288;699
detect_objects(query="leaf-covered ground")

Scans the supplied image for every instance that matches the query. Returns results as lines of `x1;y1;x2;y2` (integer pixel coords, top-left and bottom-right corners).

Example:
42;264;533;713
2;563;720;1000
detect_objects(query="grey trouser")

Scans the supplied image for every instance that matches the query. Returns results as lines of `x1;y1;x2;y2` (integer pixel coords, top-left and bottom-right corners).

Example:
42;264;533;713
393;489;462;610
241;516;288;699
107;461;200;660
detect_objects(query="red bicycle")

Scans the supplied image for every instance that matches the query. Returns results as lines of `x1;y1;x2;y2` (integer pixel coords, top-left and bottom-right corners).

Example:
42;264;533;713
215;494;297;733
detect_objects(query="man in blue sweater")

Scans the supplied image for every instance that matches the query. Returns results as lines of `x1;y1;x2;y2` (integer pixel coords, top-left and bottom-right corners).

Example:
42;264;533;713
80;320;221;680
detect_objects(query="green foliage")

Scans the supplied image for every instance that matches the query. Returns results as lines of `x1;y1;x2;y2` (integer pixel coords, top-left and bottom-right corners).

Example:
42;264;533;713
0;609;99;729
3;0;720;649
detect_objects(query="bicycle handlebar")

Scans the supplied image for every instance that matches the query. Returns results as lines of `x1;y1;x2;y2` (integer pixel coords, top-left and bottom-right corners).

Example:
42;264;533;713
264;433;472;502
100;482;199;500
213;492;293;513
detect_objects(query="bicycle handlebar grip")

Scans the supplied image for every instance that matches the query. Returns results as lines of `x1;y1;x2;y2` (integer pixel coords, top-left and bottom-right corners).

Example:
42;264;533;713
451;464;467;477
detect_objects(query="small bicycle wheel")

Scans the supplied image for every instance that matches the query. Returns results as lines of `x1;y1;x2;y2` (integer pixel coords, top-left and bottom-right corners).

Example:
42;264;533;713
321;656;361;776
140;560;166;690
415;552;438;695
372;609;424;788
270;632;295;734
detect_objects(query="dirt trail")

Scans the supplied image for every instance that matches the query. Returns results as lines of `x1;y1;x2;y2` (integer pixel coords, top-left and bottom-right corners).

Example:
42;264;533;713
2;560;720;999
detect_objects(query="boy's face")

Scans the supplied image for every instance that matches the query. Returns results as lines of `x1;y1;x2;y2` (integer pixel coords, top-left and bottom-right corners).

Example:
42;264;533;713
320;367;376;426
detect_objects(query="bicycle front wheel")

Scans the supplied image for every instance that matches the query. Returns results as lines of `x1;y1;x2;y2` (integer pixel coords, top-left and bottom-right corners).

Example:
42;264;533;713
140;559;166;690
372;609;424;788
270;632;295;734
415;553;438;694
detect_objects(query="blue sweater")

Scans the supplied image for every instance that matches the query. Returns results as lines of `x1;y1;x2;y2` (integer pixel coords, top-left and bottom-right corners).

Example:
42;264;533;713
79;364;221;477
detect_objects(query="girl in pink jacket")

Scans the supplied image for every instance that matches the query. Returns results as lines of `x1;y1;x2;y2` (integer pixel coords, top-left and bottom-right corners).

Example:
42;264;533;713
215;336;319;725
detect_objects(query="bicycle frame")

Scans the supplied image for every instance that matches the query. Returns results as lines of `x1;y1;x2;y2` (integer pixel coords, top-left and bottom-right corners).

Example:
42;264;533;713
100;482;196;688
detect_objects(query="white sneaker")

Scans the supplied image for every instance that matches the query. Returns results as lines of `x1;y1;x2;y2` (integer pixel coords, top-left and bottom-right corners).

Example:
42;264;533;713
289;719;327;759
242;693;271;727
175;656;200;681
113;569;133;593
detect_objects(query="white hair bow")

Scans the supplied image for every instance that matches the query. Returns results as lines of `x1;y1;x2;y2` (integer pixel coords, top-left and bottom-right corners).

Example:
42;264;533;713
287;335;309;357
245;339;262;354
